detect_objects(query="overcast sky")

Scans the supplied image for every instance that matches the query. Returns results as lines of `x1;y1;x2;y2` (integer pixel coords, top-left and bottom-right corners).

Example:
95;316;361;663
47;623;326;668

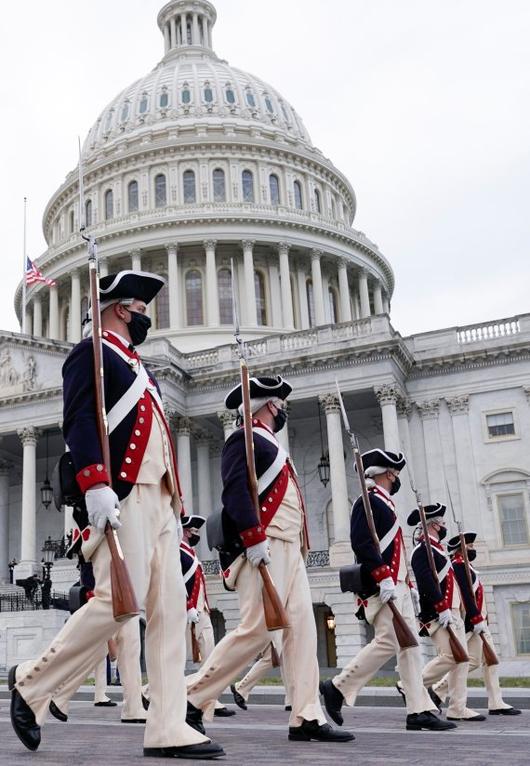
1;0;529;337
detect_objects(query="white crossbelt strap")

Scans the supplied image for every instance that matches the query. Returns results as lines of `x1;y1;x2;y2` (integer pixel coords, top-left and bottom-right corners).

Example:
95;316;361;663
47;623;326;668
107;366;149;435
378;518;400;554
183;557;199;584
254;426;288;494
437;558;451;583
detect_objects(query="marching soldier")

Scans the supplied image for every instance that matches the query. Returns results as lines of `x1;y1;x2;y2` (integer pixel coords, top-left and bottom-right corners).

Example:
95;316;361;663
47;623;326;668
430;532;521;716
320;449;453;731
186;376;354;744
8;271;222;759
408;504;484;721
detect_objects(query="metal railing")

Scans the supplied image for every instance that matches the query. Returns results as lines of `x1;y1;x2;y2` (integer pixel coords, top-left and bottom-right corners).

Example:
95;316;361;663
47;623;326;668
202;550;330;575
0;590;70;613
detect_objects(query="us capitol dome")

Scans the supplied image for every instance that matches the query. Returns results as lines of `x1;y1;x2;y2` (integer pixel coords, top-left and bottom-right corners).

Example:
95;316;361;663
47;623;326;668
16;0;393;352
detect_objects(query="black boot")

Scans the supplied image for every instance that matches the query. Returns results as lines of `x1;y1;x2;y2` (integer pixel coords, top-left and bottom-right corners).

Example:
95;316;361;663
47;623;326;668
319;679;344;726
289;720;355;742
8;665;41;751
406;712;457;731
144;741;225;759
230;684;247;711
49;700;68;722
489;707;521;716
186;701;206;735
428;686;443;713
214;706;236;717
141;693;150;711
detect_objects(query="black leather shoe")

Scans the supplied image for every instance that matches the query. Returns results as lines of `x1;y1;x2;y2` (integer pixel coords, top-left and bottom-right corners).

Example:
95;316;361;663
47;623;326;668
143;741;225;759
447;714;486;721
122;718;147;723
49;700;68;722
406;711;457;731
142;694;150;711
428;686;443;713
230;684;247;711
8;665;41;751
288;720;354;742
186;701;206;735
396;681;406;707
489;707;521;715
94;700;117;707
285;705;292;711
319;679;344;726
214;706;236;717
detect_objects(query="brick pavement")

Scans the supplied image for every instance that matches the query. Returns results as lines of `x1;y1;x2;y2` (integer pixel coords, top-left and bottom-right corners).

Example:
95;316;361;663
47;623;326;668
0;698;527;766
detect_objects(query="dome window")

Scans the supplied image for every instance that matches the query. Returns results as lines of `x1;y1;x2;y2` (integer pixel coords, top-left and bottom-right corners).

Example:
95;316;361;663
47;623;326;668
121;102;130;122
105;109;114;131
159;89;169;108
328;287;338;324
314;188;322;214
246;89;256;108
213;169;226;202
242;170;254;203
154;174;167;208
183;170;196;203
280;101;290;122
306;279;315;327
218;268;233;324
139;94;149;114
330;197;336;219
128;180;139;213
269;174;280;206
254;271;267;326
203;82;214;103
225;87;236;105
265;96;274;113
186;270;203;326
85;200;92;228
104;189;114;221
181;85;192;105
69;210;75;234
293;180;303;210
156;283;169;329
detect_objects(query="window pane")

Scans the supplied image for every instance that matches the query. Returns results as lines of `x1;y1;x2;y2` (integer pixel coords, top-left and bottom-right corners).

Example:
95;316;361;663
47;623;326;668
487;412;515;437
204;87;214;103
182;88;191;104
328;288;337;324
183;170;196;203
155;174;167;207
254;271;266;326
85;200;92;227
104;190;113;220
314;188;321;213
512;603;530;654
306;280;315;327
156;284;169;329
128;181;139;213
498;494;528;546
242;170;254;202
121;102;129;122
294;181;303;209
160;91;169;108
186;270;203;325
226;88;235;104
213;169;226;202
265;97;274;113
69;210;75;233
246;90;256;107
218;268;233;324
269;174;280;205
139;95;148;114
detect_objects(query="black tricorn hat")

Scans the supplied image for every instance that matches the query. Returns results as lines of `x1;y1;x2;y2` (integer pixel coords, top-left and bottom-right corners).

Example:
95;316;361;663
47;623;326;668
99;270;165;305
182;515;206;530
355;448;406;474
224;375;292;410
407;502;446;527
447;531;477;554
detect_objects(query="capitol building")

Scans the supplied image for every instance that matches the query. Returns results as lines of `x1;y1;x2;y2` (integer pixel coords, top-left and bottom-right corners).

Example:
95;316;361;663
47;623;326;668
1;0;529;675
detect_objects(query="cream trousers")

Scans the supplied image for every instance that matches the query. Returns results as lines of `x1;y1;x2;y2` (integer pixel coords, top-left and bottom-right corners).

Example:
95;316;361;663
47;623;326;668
235;643;290;705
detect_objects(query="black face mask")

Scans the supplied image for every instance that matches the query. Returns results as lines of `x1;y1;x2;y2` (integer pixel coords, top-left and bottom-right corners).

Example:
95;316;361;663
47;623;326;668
467;548;477;562
437;525;447;540
389;476;401;495
127;311;151;346
273;408;288;433
187;533;200;547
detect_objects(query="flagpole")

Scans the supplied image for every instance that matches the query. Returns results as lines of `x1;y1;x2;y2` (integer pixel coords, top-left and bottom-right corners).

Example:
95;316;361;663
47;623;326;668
22;197;27;334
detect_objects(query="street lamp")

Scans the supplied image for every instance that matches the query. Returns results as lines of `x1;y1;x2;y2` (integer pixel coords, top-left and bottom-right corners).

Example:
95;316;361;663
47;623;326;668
41;537;55;609
40;432;53;509
317;402;330;487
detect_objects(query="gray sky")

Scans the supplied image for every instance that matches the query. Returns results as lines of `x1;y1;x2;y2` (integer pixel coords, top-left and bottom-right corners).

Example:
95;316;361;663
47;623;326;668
2;0;529;336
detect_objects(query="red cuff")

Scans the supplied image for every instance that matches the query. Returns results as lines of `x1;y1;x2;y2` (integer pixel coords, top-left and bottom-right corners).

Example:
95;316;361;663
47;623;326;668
371;564;391;583
470;614;483;625
76;463;110;493
86;590;95;600
240;525;267;547
434;599;448;613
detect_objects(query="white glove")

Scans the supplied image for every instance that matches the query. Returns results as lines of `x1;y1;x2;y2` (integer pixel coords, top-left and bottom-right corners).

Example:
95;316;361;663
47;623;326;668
187;608;200;624
85;486;121;531
379;576;396;604
410;587;421;615
175;518;183;544
438;608;453;628
246;541;271;567
473;620;487;634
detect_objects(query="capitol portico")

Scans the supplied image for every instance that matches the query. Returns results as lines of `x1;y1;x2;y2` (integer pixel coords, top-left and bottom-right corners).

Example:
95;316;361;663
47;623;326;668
1;0;529;676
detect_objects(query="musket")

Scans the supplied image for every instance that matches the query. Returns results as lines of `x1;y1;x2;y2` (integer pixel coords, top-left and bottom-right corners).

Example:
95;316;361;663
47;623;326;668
78;141;139;622
445;481;499;666
191;623;202;663
334;381;418;649
230;259;289;631
407;471;468;663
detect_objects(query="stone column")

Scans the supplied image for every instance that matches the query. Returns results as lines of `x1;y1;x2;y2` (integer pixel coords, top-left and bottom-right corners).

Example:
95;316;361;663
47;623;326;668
373;281;384;315
32;294;43;337
192;12;200;44
162;244;178;329
337;259;352;322
242;240;256;325
99;260;109;278
268;258;282;327
310;249;326;326
69;270;82;343
25;307;32;335
396;399;418;523
204;240;220;327
416;400;443;501
0;460;11;583
374;384;401;453
196;434;213;519
170;16;177;48
319;394;351;566
278;242;294;330
446;396;480;517
200;15;207;46
48;284;59;340
296;263;310;329
358;271;370;318
18;427;39;566
382;294;390;314
218;411;236;441
164;22;171;52
175;417;193;515
180;13;187;44
130;249;142;272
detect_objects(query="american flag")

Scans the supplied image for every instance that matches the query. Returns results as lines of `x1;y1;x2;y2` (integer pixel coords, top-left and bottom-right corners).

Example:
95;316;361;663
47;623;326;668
25;257;56;287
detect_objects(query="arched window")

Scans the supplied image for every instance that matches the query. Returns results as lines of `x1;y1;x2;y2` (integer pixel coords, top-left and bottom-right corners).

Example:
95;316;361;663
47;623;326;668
293;180;303;210
203;82;214;103
69;210;75;233
128;180;139;213
265;95;274;113
183;170;196;203
213;168;226;202
225;86;236;104
85;199;92;227
217;268;233;324
280;101;290;122
314;188;321;213
181;84;192;104
246;89;256;108
185;270;203;326
330;197;336;219
159;89;169;108
156;284;169;329
254;270;267;326
242;170;254;203
121;101;130;122
154;174;167;207
104;189;113;220
139;94;149;114
306;279;315;327
328;287;338;324
269;174;280;205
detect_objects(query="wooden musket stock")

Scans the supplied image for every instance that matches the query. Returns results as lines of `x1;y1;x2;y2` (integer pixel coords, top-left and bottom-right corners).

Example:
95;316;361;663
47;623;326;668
191;623;201;663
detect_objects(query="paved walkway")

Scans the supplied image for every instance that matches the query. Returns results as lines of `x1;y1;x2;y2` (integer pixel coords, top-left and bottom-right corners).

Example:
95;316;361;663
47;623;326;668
0;698;527;765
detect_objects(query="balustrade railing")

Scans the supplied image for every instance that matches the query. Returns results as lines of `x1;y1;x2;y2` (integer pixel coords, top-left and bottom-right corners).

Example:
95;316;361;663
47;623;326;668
457;318;520;344
202;550;330;575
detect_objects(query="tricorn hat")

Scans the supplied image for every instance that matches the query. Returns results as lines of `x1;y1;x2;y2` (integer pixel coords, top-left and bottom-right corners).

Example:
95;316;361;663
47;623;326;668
99;270;165;307
407;502;446;527
181;515;206;530
224;375;292;410
355;448;406;474
447;531;477;554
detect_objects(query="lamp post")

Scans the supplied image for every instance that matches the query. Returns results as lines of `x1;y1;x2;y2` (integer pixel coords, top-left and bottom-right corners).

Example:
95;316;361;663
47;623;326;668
40;431;53;510
41;536;55;609
8;558;18;584
317;401;330;487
